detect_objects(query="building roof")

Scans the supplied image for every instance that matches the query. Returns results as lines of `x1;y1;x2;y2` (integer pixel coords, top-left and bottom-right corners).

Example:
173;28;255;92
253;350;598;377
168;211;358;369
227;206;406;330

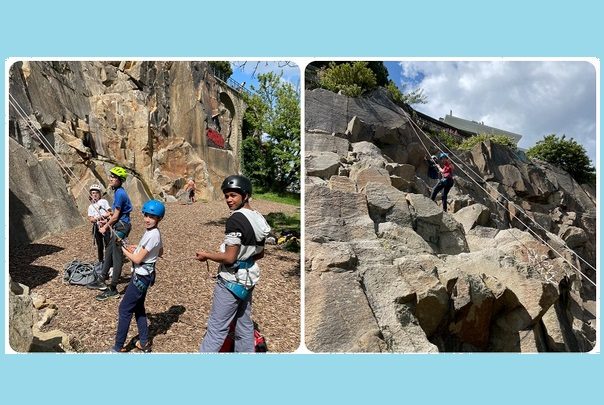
440;112;522;144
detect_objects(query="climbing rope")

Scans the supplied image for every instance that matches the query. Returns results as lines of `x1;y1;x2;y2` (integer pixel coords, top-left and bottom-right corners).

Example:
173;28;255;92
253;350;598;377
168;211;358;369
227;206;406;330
9;93;127;243
329;95;595;285
9;93;82;184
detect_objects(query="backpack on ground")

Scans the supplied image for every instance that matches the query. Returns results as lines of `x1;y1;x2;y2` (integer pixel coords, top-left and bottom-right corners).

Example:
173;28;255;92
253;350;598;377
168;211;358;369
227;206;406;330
63;260;98;286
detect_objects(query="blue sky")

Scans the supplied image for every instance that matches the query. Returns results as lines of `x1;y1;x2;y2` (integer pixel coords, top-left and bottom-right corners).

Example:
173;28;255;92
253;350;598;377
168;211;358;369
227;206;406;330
385;60;597;163
230;61;301;93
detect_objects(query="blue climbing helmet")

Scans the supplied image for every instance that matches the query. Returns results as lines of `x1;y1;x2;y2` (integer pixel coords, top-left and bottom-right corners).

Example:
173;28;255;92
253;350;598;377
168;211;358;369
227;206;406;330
142;199;165;219
438;152;449;159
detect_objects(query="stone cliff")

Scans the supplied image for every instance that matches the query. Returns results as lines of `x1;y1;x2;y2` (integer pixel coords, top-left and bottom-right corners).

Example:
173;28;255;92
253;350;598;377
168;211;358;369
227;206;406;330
305;88;596;352
9;61;247;246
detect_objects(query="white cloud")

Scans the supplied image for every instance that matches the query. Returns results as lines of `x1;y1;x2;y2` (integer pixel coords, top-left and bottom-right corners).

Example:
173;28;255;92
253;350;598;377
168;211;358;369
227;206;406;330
397;61;597;162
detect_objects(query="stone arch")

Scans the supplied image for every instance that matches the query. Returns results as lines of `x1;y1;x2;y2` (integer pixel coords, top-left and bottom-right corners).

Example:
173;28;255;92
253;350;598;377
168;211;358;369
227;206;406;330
218;91;236;148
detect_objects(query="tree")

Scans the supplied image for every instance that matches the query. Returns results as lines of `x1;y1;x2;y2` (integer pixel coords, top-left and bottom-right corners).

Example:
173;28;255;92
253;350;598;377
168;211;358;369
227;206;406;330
242;72;300;193
208;61;233;81
310;61;389;86
318;61;377;97
366;62;389;86
313;61;428;104
526;134;595;185
386;79;427;105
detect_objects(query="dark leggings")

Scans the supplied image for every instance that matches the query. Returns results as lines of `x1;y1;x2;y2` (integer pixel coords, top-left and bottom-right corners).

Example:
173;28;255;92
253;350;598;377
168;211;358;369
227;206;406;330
93;224;111;262
114;273;155;350
431;177;454;211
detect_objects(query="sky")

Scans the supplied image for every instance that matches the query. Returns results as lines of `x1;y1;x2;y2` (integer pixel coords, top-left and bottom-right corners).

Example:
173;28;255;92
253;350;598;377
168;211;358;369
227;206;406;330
384;60;597;163
230;61;301;92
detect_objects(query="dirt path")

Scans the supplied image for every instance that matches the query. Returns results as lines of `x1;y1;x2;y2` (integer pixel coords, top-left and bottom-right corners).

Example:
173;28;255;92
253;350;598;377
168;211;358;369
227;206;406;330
9;199;301;353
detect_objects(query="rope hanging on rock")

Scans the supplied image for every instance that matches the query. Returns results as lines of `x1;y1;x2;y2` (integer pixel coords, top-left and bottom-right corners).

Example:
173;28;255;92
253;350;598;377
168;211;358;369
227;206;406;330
9;93;124;243
399;106;596;287
9;93;82;184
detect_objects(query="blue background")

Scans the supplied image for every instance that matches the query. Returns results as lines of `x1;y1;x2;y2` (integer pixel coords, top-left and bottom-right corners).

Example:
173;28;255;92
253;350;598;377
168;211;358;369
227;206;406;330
1;0;601;403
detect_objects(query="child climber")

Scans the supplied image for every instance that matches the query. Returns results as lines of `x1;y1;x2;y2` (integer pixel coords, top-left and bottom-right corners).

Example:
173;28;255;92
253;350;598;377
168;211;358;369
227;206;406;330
87;184;111;263
430;152;455;212
111;200;165;353
195;175;271;352
88;166;132;301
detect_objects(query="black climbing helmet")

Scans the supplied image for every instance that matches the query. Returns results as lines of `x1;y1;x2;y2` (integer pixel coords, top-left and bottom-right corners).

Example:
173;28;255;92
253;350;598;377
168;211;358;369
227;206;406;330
221;175;252;197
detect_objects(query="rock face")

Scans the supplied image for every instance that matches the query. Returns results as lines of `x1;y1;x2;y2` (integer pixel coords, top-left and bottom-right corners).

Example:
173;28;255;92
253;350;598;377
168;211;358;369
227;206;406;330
9;61;246;246
9;277;73;353
9;280;35;352
9;137;86;247
304;88;596;353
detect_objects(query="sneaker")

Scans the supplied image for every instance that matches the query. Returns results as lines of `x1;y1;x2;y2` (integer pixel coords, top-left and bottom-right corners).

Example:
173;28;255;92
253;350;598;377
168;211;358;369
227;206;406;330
135;340;152;353
87;279;107;290
96;288;119;301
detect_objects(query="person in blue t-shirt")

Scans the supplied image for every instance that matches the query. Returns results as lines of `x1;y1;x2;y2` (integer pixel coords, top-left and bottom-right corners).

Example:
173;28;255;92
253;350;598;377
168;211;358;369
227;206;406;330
87;166;133;301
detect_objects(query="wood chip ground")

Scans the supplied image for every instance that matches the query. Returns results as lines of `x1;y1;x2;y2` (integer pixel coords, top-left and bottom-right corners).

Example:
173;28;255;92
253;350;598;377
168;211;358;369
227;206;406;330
9;199;301;353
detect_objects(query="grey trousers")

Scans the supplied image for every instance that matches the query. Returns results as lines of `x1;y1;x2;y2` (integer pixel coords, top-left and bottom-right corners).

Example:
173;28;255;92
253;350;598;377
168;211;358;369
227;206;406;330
199;280;254;353
101;221;131;289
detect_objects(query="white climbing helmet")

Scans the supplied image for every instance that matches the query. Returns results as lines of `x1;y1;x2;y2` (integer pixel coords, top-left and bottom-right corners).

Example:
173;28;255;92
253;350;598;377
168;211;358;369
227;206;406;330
89;184;103;193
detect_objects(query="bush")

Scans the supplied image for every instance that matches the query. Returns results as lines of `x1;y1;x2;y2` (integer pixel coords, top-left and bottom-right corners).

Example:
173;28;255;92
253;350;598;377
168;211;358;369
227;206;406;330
526;134;595;184
386;80;405;104
318;62;377;97
431;129;461;150
459;134;517;151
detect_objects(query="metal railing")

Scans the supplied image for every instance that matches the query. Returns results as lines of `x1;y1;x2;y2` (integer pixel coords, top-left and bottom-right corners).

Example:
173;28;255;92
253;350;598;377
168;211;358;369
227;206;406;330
209;65;253;97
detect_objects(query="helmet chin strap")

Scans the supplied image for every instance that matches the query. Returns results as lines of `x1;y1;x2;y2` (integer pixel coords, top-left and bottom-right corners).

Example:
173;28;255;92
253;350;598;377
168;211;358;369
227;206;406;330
235;193;249;210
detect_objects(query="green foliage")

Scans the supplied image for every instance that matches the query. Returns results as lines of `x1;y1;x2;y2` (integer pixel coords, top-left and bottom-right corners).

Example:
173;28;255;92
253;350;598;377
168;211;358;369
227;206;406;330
265;212;300;231
208;61;233;80
526;134;595;184
312;61;427;104
366;62;390;86
310;61;389;86
386;80;428;105
459;133;517;151
431;129;461;150
318;62;377;97
242;72;301;193
254;190;300;206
